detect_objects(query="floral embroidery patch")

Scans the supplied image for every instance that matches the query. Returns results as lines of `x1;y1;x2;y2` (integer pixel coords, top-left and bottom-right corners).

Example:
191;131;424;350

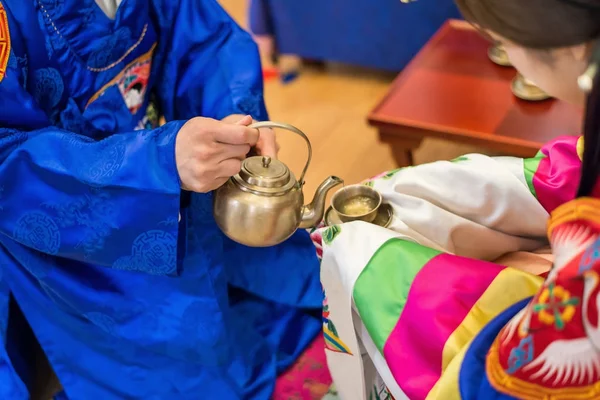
135;100;159;130
487;207;600;400
370;383;395;400
116;56;150;114
323;293;352;355
322;225;341;245
0;2;11;83
86;44;155;114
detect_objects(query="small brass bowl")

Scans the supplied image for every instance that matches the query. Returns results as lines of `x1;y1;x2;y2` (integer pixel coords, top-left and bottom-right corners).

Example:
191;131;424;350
511;73;551;101
331;184;382;223
488;44;512;67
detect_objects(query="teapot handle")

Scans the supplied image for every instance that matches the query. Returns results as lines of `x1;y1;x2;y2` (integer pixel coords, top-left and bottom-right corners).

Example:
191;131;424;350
248;121;312;185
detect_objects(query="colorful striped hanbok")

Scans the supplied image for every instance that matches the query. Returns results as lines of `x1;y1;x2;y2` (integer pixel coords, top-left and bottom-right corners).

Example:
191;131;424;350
313;135;600;399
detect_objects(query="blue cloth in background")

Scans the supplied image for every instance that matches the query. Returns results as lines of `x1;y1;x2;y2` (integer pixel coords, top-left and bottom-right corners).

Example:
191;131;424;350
249;0;462;71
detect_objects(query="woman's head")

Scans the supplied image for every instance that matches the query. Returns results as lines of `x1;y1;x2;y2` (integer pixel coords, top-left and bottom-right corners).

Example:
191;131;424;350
455;0;600;196
455;0;600;105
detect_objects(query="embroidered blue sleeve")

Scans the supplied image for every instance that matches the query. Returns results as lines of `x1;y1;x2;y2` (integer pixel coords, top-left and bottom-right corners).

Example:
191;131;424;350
0;47;184;274
150;0;268;122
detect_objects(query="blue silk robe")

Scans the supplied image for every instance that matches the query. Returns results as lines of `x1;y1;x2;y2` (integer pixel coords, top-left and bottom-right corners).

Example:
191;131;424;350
0;0;322;398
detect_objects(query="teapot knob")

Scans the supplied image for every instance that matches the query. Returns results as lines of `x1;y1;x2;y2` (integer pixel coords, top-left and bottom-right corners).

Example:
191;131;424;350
249;121;312;185
262;156;272;168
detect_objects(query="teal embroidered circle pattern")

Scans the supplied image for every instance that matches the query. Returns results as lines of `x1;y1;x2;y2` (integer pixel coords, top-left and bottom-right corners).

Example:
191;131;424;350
132;230;177;274
13;211;61;255
113;230;177;275
33;68;64;113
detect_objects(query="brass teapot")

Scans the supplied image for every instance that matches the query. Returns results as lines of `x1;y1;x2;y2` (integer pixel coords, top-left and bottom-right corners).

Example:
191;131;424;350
213;121;343;247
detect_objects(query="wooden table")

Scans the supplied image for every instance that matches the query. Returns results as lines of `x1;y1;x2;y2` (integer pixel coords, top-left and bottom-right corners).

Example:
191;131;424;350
368;19;583;166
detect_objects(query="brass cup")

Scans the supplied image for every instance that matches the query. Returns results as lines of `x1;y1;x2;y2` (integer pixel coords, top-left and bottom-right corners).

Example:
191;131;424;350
488;44;512;67
331;184;382;223
511;73;551;101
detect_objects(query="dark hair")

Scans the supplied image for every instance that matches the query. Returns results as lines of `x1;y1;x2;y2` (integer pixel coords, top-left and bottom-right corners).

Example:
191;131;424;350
454;0;600;196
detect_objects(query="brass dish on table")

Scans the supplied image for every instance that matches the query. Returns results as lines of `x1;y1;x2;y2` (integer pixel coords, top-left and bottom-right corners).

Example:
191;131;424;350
511;73;551;101
325;203;393;228
488;44;512;67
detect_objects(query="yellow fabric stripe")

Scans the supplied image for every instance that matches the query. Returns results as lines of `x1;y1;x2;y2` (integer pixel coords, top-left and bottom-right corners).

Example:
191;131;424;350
425;268;543;400
548;197;600;237
427;338;470;400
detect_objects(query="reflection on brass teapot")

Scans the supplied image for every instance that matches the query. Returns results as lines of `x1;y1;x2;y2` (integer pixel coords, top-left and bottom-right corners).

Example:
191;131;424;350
213;121;344;247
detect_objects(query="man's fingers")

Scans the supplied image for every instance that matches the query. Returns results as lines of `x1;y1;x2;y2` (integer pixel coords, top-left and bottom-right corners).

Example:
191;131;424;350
213;125;259;147
220;143;252;160
235;115;253;126
216;158;243;179
257;128;278;158
258;141;278;159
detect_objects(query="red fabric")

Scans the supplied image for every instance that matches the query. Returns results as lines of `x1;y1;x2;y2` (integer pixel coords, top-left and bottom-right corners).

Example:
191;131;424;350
489;212;600;398
262;68;278;80
272;335;333;399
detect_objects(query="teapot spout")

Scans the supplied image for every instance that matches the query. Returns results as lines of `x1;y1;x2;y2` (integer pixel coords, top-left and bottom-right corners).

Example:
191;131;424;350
299;176;344;229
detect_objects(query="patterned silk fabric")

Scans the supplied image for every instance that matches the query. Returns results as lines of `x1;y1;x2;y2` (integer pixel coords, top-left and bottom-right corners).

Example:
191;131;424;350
317;135;600;399
485;199;600;399
0;0;322;398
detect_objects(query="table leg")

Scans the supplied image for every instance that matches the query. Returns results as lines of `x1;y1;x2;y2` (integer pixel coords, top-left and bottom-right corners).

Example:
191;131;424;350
379;132;423;167
391;147;415;167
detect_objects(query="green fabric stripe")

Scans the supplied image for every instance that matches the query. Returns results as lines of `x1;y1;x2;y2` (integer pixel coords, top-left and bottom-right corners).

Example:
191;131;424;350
353;239;441;352
523;150;545;199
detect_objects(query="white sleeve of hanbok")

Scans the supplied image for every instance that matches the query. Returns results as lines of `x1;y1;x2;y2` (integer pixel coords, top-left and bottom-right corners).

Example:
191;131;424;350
367;154;549;260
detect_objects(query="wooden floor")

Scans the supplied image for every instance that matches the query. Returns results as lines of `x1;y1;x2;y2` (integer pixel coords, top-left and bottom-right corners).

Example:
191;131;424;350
219;0;486;196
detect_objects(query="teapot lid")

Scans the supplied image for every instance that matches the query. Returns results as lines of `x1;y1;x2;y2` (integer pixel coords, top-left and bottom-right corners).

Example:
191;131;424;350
237;156;295;191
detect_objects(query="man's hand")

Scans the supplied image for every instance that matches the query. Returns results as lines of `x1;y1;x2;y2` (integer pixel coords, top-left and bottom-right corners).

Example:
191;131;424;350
175;117;258;193
222;114;279;158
